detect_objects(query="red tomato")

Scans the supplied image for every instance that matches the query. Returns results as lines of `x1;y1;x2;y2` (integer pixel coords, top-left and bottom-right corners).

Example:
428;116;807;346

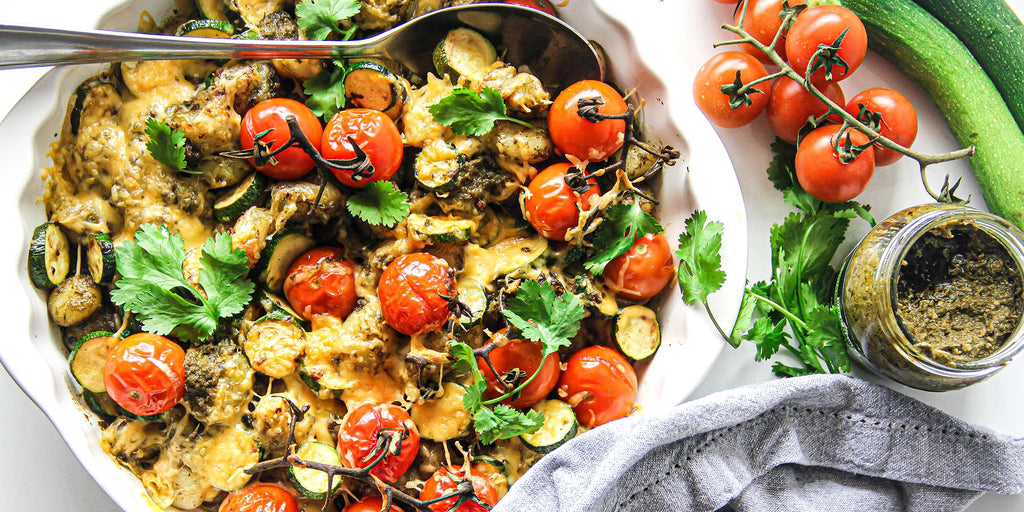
733;0;805;63
240;98;323;180
844;87;918;166
693;51;770;128
337;403;420;483
794;124;875;203
602;233;675;302
557;345;637;428
219;483;299;512
785;5;867;83
524;162;600;241
342;496;403;512
766;77;845;144
283;247;358;322
377;253;455;335
103;333;185;417
478;328;561;409
499;0;557;16
548;80;627;162
321;108;404;188
419;465;499;512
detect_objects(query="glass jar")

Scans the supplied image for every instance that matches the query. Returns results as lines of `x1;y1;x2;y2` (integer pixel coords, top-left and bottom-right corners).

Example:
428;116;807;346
836;203;1024;391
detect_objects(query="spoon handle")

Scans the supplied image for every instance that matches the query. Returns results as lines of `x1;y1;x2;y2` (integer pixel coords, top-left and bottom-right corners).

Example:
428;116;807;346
0;25;378;69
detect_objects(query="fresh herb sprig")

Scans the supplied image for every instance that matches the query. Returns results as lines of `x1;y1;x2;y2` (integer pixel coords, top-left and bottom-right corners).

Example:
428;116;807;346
429;87;536;136
584;201;663;274
296;0;360;40
303;62;348;120
145;118;195;174
346;181;411;228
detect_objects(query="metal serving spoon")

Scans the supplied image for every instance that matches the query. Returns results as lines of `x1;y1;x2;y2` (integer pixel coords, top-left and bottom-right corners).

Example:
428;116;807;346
0;3;603;88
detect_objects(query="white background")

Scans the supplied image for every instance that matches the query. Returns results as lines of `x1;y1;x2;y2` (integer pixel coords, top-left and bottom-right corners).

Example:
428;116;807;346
1;0;1023;510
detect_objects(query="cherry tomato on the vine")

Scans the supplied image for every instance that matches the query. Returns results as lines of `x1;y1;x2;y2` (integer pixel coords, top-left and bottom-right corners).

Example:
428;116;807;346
693;51;770;128
766;76;845;144
478;328;561;409
283;247;358;322
419;465;499;512
499;0;557;16
602;233;675;302
785;5;867;83
241;98;323;180
549;80;627;162
795;124;875;203
219;483;299;512
337;403;420;483
557;345;637;428
844;87;918;166
321;108;404;188
103;333;185;417
341;496;404;512
733;0;805;63
377;253;455;336
524;162;600;241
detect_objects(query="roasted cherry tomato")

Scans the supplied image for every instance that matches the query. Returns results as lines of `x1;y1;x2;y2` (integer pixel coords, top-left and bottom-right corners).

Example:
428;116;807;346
478;328;561;409
419;465;499;512
341;496;403;512
524;162;600;241
766;76;845;144
499;0;557;16
602;233;675;302
794;124;875;203
283;247;358;322
785;5;867;83
240;98;323;180
733;0;805;63
219;483;299;512
337;403;421;483
321;108;403;188
693;51;770;128
548;80;627;162
844;87;918;166
103;333;185;417
557;345;637;428
377;253;455;336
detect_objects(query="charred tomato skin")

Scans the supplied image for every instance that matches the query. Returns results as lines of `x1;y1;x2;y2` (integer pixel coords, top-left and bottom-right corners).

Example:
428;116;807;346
557;345;638;428
524;162;600;241
219;483;299;512
377;253;456;336
321;108;404;188
283;246;358;321
419;465;499;512
337;403;421;483
478;328;561;409
241;98;323;180
103;333;186;417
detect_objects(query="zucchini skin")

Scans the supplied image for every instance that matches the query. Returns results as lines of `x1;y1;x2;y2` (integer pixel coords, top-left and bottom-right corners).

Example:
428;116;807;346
843;0;1024;228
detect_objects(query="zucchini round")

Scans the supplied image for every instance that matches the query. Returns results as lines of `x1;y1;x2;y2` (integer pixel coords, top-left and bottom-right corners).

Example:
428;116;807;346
176;18;235;38
28;222;70;290
433;28;498;81
258;290;308;327
406;214;476;244
519;399;577;454
410;382;472;441
289;441;342;499
243;314;305;379
213;172;267;223
456;280;487;328
253;230;315;293
69;330;120;393
414;142;463;191
344;61;408;119
85;233;115;285
82;390;120;422
614;305;661;361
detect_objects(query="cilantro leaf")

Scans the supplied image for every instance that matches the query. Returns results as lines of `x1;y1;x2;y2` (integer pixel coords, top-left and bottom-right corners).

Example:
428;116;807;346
303;64;346;119
585;202;663;274
804;305;850;373
502;280;585;355
346;181;411;227
744;317;790;361
771;362;817;378
474;405;544;445
199;232;256;320
145;118;192;174
296;0;360;40
675;210;726;305
428;87;534;136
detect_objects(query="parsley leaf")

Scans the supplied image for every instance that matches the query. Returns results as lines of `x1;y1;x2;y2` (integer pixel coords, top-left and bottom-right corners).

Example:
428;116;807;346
675;210;726;306
428;87;534;136
474;405;544;445
584;202;664;274
346;181;411;227
503;280;585;355
145;118;193;174
296;0;360;40
303;63;347;119
110;224;255;344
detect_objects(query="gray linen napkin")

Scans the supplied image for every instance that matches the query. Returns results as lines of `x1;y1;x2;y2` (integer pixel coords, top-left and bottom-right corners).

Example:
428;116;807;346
493;374;1024;512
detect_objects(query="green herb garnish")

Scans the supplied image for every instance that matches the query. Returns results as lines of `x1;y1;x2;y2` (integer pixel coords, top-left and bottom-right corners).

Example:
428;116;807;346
144;118;193;174
346;181;411;228
303;63;347;120
296;0;360;40
428;87;535;136
584;202;664;274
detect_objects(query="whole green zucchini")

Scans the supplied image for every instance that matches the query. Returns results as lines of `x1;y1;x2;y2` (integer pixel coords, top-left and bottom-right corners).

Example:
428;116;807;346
842;0;1024;229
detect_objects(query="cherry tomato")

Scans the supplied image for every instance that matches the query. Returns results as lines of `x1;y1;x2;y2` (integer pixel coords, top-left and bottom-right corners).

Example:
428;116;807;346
766;77;845;144
794;124;875;203
693;51;770;128
283;247;358;322
733;0;805;63
103;333;185;417
602;233;675;302
377;253;455;336
785;5;867;83
548;80;627;162
241;98;323;180
499;0;557;16
524;162;600;241
419;465;499;512
557;345;637;428
219;483;299;512
478;328;561;409
342;496;403;512
844;87;918;166
337;403;420;483
321;108;404;188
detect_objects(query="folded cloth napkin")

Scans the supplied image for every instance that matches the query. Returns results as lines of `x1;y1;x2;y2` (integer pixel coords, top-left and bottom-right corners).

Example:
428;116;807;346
493;374;1024;512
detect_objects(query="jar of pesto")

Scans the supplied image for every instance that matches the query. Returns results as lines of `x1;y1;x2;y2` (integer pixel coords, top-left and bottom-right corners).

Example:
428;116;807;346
836;203;1024;391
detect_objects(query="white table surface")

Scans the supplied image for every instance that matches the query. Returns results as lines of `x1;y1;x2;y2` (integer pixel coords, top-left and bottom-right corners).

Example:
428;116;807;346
2;1;1024;510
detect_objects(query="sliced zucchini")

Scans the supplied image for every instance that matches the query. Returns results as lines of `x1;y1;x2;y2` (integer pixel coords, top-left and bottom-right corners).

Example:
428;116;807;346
614;305;661;361
410;382;472;442
472;456;510;499
243;314;305;379
232;29;260;40
433;28;498;81
176;19;236;38
406;214;476;244
574;274;619;319
48;274;102;327
519;399;577;454
194;0;228;20
491;236;547;276
258;290;307;327
213;172;267;223
69;330;120;393
201;426;261;491
82;390;120;422
415;141;463;191
85;233;115;285
119;408;167;422
289;441;343;499
28;222;70;290
344;61;407;119
455;280;487;328
253;231;316;293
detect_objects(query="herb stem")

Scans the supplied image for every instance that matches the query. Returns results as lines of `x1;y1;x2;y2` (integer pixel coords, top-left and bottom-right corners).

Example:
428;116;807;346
482;356;548;406
748;291;809;331
704;302;732;341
